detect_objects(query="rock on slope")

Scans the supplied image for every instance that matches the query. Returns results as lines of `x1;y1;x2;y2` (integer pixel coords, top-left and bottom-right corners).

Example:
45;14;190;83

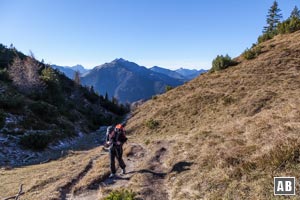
126;31;300;199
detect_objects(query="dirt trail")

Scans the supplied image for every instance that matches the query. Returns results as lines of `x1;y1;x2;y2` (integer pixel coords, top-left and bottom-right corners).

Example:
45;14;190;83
64;143;145;200
64;141;171;200
137;141;170;200
100;144;145;189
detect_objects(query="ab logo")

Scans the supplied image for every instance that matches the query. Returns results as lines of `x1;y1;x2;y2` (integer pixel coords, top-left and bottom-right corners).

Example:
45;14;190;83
274;177;295;195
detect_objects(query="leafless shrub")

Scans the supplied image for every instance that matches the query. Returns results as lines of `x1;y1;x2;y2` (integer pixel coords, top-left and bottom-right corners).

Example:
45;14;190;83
74;70;81;85
8;56;45;94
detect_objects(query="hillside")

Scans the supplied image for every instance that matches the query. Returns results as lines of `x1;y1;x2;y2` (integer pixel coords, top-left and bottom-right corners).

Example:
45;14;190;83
125;31;300;199
0;45;128;166
81;58;184;103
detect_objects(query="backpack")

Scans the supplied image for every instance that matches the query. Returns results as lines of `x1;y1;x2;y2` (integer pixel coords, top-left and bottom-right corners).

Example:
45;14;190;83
114;124;128;144
106;126;114;143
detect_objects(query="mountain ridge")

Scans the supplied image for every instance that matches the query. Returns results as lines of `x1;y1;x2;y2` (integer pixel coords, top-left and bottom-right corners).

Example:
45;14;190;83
81;59;184;103
150;66;187;80
175;68;207;79
51;64;89;79
53;58;207;103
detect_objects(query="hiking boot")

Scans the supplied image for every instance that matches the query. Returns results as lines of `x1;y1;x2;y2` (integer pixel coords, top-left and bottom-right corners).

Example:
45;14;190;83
109;173;115;178
121;168;126;174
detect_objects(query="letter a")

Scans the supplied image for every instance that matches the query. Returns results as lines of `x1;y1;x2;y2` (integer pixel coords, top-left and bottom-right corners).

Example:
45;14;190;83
277;181;284;191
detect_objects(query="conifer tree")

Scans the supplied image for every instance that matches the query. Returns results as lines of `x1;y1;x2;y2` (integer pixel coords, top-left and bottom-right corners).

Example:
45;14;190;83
277;5;300;34
263;1;282;33
290;6;300;19
105;92;109;101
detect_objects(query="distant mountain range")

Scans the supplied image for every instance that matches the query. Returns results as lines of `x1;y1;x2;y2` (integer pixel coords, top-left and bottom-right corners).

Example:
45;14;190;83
81;58;185;103
175;68;207;80
51;64;89;79
52;59;207;103
150;66;187;81
149;66;205;81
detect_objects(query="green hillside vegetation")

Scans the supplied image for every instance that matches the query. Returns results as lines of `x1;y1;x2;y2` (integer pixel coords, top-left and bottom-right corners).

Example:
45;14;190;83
104;189;136;200
210;55;238;72
258;3;300;44
211;2;300;72
0;44;129;150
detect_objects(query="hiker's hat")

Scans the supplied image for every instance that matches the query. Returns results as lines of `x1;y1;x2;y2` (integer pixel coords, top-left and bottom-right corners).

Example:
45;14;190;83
115;124;123;129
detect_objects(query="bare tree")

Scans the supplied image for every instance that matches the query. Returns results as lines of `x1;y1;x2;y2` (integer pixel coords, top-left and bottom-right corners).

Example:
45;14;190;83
8;56;45;94
74;70;81;85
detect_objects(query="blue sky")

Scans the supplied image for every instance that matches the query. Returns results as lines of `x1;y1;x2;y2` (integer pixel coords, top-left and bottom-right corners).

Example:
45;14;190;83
0;0;297;70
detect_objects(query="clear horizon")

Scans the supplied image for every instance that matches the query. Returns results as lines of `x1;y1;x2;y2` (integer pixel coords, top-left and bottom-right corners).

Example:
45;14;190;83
52;58;205;71
0;0;297;70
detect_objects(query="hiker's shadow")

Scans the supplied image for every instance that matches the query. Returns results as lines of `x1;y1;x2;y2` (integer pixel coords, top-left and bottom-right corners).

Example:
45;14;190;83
127;169;166;178
170;161;193;174
105;175;131;185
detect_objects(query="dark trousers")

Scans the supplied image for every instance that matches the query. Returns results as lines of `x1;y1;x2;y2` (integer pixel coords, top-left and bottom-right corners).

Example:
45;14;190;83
109;145;126;174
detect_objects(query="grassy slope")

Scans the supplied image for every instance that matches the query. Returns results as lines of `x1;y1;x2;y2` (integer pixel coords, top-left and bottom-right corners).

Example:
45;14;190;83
126;31;300;199
0;147;110;200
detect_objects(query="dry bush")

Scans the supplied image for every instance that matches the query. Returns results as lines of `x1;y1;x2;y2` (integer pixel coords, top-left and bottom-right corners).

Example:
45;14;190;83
8;56;45;94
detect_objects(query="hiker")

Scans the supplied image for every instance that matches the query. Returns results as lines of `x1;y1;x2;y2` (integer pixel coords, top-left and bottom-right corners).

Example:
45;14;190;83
106;123;127;178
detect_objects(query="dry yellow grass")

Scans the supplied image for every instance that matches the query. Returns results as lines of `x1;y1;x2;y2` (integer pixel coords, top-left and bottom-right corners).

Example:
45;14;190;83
0;147;107;200
126;31;300;199
72;155;110;195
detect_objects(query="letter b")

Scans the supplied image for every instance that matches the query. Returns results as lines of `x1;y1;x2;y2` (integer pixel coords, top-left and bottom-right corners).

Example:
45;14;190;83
286;181;292;191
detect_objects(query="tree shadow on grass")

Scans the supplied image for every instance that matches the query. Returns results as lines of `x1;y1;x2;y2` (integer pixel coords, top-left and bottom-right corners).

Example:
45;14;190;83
127;161;193;178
